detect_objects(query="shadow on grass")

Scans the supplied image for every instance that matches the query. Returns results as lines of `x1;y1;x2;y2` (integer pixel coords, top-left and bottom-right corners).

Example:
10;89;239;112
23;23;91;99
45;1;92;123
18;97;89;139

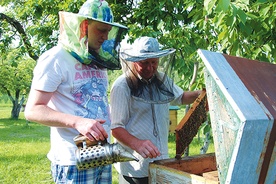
0;118;50;142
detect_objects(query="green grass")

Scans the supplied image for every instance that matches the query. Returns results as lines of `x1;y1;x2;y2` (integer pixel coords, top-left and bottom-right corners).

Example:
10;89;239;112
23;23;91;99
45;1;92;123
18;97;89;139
0;104;214;184
0;106;53;183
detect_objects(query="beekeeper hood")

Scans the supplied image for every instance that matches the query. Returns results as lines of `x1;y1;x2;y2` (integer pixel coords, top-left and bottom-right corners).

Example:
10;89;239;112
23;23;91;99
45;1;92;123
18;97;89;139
58;0;128;70
120;36;177;104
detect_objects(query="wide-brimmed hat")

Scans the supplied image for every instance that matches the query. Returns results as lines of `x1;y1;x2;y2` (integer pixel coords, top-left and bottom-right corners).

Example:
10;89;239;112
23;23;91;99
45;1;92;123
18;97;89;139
120;36;176;62
78;0;127;29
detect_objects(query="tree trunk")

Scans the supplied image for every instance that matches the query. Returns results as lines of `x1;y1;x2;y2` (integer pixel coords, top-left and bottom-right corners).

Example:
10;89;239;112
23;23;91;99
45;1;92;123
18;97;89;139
11;95;24;119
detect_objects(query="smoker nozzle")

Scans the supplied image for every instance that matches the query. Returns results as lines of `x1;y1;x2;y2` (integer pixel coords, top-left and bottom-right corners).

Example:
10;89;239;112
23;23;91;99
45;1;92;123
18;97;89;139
74;135;139;170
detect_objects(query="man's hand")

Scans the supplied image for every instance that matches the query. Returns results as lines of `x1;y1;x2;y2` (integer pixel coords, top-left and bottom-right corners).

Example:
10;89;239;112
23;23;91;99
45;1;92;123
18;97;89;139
133;139;161;159
112;127;160;158
75;119;108;141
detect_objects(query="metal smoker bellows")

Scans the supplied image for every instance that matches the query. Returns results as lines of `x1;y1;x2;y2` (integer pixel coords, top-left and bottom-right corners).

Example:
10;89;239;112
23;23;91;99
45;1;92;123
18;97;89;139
74;135;139;170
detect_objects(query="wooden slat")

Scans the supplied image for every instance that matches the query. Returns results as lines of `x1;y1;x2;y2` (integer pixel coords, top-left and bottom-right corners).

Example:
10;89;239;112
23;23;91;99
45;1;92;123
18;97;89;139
203;171;219;182
149;153;218;184
197;49;267;121
152;153;217;174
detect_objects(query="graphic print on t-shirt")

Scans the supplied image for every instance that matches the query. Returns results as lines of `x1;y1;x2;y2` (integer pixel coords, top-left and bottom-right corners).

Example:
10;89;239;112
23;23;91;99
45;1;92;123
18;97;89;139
71;63;109;122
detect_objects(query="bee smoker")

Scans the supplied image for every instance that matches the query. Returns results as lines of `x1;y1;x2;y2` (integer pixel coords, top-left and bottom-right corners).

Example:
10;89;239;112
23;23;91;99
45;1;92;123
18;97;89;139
74;134;139;170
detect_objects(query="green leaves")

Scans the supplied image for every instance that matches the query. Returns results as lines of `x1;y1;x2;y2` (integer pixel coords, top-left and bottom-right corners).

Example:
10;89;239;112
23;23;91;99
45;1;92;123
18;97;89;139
218;0;230;12
0;49;35;95
204;0;217;15
237;8;247;24
1;0;275;94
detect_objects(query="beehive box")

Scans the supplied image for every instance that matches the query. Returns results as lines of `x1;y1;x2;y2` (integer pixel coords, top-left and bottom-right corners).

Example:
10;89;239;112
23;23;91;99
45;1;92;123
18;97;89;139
169;106;180;133
198;49;276;184
149;50;276;184
149;153;218;184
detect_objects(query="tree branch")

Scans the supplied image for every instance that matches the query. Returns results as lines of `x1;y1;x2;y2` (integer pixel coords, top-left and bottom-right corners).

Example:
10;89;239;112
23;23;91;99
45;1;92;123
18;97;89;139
0;13;38;61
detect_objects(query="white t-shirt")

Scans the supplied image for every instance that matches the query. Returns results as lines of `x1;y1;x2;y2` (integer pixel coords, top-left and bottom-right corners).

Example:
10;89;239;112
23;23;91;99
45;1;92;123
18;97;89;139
110;74;183;177
31;45;110;165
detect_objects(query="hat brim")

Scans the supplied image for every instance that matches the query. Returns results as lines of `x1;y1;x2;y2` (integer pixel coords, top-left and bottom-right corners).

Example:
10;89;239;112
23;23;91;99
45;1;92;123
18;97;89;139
120;48;176;62
80;15;128;30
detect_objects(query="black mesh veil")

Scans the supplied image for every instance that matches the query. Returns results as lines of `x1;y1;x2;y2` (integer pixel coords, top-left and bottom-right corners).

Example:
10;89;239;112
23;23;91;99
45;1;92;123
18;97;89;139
88;26;128;70
120;48;177;104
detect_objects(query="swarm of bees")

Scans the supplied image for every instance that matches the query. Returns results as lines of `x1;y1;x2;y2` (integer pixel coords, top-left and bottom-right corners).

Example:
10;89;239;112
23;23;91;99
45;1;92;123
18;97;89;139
175;89;208;159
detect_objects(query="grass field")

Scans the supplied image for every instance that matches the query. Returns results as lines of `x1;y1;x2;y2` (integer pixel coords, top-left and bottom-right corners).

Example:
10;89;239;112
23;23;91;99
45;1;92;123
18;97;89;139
0;104;214;184
0;106;53;183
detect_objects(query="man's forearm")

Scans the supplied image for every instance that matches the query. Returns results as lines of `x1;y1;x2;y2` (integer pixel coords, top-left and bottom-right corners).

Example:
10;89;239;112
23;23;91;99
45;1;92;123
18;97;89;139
25;104;80;128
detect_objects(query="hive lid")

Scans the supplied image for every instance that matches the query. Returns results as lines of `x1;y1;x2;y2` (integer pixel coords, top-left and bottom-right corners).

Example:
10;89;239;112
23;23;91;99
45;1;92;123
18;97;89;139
197;49;276;184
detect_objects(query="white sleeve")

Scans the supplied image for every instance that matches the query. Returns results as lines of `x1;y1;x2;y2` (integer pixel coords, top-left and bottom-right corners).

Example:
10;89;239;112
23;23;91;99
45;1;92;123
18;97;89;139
170;83;184;106
110;77;131;129
32;51;63;92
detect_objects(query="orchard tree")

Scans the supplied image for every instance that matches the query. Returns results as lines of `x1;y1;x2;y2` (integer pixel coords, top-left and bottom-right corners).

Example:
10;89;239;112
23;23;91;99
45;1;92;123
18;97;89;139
0;1;83;60
0;49;35;119
0;0;84;118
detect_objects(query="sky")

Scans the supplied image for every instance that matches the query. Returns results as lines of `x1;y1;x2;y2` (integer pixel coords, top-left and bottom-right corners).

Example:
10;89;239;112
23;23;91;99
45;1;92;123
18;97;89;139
0;6;6;12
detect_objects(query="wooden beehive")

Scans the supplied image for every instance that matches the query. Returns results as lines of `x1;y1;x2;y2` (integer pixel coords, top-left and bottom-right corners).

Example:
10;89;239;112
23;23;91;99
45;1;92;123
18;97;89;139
198;49;276;184
169;106;180;133
149;153;218;184
149;50;276;184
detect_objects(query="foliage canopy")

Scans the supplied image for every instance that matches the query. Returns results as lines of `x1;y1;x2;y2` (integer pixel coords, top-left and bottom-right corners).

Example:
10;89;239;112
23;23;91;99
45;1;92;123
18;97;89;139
0;0;275;117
